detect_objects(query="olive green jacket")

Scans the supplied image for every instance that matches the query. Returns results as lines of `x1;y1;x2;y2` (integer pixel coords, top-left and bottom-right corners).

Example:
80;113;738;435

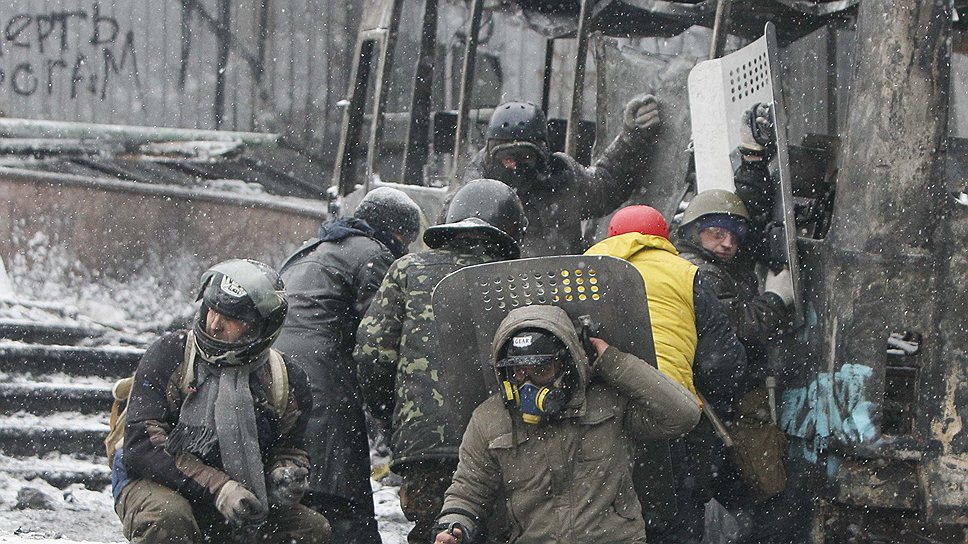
438;305;701;543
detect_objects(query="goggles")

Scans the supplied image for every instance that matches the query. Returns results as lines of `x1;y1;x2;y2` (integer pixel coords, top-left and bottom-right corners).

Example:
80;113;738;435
488;141;544;171
701;226;740;244
508;363;564;387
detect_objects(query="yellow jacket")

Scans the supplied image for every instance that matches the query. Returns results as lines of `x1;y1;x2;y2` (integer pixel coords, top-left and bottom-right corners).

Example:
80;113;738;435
585;233;700;400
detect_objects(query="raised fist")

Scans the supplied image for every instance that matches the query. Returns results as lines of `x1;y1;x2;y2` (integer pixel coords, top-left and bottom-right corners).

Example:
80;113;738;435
623;94;661;137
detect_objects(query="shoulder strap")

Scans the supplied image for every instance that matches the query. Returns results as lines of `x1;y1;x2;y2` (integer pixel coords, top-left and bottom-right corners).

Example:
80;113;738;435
267;349;289;414
180;331;288;413
181;330;197;392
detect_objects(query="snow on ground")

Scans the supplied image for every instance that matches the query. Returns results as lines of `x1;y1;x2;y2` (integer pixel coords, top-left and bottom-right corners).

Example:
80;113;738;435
0;472;413;543
0;372;115;388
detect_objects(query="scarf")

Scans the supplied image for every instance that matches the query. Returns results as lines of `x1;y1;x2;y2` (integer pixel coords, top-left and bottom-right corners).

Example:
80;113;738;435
167;331;269;511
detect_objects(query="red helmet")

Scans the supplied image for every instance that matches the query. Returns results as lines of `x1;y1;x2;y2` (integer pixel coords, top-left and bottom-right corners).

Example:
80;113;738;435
607;205;669;240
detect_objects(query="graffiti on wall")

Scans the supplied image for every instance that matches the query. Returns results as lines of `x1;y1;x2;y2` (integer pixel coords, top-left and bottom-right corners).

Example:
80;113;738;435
0;5;141;99
779;363;878;463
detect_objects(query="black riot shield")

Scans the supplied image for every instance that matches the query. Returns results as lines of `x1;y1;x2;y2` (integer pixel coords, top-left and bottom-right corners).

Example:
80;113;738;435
432;254;678;520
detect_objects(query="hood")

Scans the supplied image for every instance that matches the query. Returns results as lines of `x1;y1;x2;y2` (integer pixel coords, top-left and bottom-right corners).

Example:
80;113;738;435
317;217;374;242
585;232;678;261
319;217;409;258
491;305;590;415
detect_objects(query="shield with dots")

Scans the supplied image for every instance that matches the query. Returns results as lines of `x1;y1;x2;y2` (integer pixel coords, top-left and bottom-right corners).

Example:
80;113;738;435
432;255;677;519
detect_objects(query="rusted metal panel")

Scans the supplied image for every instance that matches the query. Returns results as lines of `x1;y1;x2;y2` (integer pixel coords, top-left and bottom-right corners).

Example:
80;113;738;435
833;459;921;511
924;455;968;526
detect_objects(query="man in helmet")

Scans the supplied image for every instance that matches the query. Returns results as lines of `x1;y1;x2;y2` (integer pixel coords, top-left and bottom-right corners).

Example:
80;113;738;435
585;205;746;407
674;190;795;543
354;179;526;544
585;205;747;543
274;187;422;543
458;95;662;257
675;190;793;373
114;259;330;543
432;305;700;544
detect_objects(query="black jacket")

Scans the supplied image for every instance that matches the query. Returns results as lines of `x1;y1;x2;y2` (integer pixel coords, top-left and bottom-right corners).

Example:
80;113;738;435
459;132;654;257
274;218;394;510
692;280;748;417
123;331;312;507
676;238;791;380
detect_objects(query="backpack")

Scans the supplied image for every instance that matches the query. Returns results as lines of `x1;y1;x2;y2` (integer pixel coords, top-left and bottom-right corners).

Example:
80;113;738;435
104;331;289;463
726;388;787;500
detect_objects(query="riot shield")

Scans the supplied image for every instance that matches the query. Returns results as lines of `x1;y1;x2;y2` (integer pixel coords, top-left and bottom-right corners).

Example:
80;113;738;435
432;254;677;520
687;23;803;327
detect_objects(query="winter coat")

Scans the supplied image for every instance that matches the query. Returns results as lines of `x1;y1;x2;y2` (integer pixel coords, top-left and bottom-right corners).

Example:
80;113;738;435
274;217;394;509
354;244;506;472
675;237;790;381
459;131;655;257
437;305;701;544
122;331;312;508
585;233;700;398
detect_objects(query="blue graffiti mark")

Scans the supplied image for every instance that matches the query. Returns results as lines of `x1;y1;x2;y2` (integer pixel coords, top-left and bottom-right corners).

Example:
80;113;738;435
779;363;877;463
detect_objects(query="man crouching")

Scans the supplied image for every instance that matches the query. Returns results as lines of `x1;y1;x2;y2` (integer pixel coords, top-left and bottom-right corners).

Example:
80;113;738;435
433;305;700;544
114;260;330;543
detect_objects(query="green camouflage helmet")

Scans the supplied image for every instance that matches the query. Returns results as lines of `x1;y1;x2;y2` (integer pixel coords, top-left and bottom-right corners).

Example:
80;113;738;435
679;189;750;227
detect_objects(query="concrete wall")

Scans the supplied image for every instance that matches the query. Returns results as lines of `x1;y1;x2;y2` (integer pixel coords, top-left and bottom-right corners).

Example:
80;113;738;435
0;168;326;323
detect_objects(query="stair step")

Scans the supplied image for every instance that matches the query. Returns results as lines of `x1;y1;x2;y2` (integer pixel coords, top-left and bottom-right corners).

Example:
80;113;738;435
0;319;102;345
0;453;111;490
0;341;143;377
0;412;108;457
0;382;114;414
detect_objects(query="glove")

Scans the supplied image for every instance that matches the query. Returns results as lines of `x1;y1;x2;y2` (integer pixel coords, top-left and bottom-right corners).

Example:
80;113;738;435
215;480;268;527
267;465;309;508
432;521;470;544
764;268;794;306
739;102;775;161
622;94;661;137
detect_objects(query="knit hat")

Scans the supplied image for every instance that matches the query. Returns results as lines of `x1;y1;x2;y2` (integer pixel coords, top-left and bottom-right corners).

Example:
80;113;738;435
353;187;422;242
697;213;749;242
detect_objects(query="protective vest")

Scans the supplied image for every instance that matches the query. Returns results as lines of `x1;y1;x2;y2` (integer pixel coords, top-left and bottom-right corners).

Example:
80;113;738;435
585;233;699;399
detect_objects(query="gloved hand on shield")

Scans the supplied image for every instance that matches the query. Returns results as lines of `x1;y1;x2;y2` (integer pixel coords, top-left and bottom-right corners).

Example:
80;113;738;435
739;102;776;161
623;94;661;139
764;268;794;306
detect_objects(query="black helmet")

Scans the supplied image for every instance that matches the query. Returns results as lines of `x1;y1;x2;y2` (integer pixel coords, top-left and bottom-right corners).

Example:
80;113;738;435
485;102;551;183
423;179;528;259
193;259;288;366
486;102;549;145
496;329;569;369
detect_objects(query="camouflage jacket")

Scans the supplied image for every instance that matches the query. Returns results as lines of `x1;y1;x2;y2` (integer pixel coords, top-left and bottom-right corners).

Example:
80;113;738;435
354;246;503;471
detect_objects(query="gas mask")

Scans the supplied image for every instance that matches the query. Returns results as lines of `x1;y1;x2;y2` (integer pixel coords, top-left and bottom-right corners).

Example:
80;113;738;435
501;375;569;425
496;329;572;425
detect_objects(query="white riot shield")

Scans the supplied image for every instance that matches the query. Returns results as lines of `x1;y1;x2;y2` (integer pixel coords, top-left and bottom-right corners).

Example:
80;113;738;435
688;23;803;327
432;255;678;520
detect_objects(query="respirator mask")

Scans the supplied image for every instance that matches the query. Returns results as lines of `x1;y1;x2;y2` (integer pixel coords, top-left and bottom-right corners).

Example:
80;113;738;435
497;329;572;424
